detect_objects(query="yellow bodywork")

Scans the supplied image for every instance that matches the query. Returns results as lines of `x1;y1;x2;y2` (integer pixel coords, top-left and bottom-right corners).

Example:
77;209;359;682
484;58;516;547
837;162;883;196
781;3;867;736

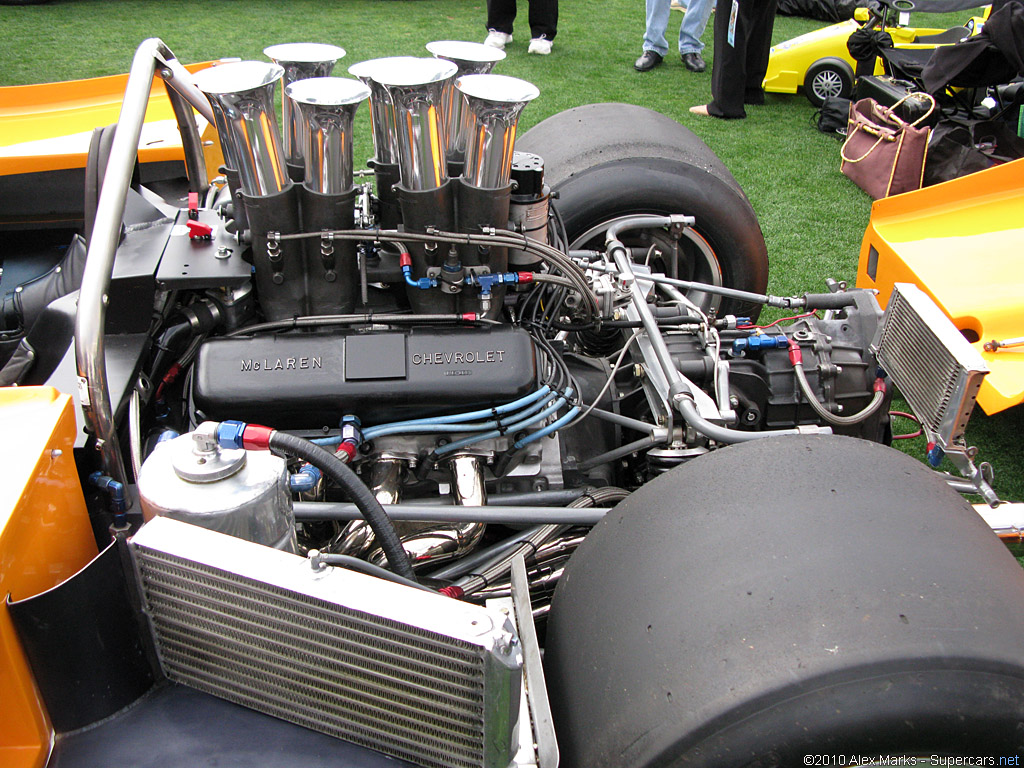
0;388;99;768
0;62;223;181
763;16;979;96
856;157;1024;415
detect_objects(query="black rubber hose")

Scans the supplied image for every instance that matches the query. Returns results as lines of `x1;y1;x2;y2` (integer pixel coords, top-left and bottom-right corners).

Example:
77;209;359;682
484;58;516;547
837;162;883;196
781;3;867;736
316;553;433;593
149;321;192;381
266;431;416;581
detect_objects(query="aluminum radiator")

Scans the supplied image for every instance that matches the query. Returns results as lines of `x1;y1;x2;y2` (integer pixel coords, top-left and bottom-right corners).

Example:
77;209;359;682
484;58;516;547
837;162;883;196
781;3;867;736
873;282;988;452
130;516;522;768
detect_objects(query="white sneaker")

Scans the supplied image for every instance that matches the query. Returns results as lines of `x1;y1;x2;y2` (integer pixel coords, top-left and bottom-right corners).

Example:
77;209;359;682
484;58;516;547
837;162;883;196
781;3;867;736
528;36;552;55
484;29;513;49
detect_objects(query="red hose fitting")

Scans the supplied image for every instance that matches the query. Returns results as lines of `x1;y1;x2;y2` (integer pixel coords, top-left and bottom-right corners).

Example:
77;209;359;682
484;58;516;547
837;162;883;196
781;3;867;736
155;363;183;401
461;312;479;322
335;441;357;463
516;271;534;284
873;378;887;393
241;424;275;450
438;585;465;600
399;253;412;269
787;340;803;366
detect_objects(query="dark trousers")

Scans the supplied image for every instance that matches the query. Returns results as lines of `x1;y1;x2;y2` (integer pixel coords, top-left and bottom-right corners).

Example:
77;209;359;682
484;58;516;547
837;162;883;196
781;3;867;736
708;0;778;118
486;0;558;40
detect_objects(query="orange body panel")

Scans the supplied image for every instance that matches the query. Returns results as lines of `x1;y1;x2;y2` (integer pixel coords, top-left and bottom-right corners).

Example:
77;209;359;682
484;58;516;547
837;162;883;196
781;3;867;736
856;157;1024;414
0;388;100;768
0;61;224;179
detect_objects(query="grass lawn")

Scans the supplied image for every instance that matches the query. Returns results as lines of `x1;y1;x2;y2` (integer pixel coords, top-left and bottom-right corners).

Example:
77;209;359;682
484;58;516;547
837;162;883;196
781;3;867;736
1;0;1020;503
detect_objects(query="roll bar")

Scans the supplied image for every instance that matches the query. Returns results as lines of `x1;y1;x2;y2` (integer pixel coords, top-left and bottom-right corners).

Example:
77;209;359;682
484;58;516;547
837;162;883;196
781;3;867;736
75;39;213;495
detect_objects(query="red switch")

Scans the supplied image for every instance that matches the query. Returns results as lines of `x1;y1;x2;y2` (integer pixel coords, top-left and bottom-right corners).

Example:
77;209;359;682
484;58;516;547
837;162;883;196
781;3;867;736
187;219;213;240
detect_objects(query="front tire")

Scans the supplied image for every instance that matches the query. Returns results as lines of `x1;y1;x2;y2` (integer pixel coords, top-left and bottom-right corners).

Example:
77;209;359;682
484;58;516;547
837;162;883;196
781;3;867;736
545;435;1024;766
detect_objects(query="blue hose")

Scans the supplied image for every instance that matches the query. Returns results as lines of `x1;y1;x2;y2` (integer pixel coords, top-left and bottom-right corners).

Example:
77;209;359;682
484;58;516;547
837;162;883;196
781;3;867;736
435;388;574;456
514;406;582;449
361;386;552;441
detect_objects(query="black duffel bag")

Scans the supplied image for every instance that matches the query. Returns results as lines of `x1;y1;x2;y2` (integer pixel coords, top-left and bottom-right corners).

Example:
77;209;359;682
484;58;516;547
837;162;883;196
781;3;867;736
924;118;1024;185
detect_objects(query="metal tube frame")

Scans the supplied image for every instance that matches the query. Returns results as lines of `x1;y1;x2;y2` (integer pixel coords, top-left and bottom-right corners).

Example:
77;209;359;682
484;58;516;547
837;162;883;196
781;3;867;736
76;39;213;494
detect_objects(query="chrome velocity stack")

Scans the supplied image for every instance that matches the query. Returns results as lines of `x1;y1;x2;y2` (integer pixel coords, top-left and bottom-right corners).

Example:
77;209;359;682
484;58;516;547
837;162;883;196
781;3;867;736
348;56;422;228
287;76;371;313
194;61;288;197
425;41;506;176
366;58;460;313
264;42;346;179
455;74;540;317
195;61;304;320
286;76;369;194
457;73;539;190
369;57;459;191
130;517;522;768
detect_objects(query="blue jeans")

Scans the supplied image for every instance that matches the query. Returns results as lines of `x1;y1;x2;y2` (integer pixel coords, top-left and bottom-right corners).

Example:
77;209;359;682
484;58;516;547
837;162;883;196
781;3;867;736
643;0;713;56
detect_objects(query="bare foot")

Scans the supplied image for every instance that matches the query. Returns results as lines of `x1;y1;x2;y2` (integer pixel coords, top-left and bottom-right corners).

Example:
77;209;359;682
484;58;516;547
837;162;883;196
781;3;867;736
689;104;710;116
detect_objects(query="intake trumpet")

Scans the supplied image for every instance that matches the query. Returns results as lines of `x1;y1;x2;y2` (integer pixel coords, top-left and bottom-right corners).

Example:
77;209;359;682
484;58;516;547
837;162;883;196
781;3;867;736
286;76;371;314
194;60;289;197
457;73;539;190
264;43;346;180
195;61;302;321
286;76;369;194
366;57;459;192
347;56;423;228
425;41;505;176
455;74;540;317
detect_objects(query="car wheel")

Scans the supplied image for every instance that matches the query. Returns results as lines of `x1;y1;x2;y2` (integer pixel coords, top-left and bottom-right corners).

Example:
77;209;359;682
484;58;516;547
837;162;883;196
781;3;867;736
805;58;855;107
517;103;769;320
545;435;1024;767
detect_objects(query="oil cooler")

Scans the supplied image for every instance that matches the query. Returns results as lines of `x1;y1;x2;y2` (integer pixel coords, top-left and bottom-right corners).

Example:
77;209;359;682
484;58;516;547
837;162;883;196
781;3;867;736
129;517;523;768
873;282;989;453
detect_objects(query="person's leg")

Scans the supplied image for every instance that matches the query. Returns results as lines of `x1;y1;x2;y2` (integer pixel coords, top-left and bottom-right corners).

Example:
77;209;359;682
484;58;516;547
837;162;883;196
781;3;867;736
643;0;673;56
487;0;517;34
678;0;714;55
527;0;558;39
705;0;750;117
743;0;778;103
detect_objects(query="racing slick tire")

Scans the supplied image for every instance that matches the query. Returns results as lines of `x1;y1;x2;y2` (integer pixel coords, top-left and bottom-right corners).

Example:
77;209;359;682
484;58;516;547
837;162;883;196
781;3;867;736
545;434;1024;767
517;103;769;320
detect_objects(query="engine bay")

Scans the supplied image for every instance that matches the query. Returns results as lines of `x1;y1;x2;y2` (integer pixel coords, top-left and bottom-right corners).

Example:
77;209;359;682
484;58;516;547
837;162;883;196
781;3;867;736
2;37;1010;768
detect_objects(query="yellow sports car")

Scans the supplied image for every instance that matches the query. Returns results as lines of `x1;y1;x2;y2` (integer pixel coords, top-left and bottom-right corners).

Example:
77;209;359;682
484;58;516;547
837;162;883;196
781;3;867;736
764;0;987;105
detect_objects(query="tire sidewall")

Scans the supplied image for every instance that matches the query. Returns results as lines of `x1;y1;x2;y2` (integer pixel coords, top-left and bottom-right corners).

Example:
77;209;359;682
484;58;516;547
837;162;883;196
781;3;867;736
552;158;769;319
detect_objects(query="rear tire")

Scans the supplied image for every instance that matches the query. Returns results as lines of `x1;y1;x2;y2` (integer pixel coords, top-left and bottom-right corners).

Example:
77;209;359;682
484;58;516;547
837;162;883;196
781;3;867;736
545;435;1024;766
517;104;769;320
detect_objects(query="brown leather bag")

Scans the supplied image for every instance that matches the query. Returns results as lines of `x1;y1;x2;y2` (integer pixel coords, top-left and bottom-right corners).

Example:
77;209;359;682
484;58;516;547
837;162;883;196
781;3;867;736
840;93;936;199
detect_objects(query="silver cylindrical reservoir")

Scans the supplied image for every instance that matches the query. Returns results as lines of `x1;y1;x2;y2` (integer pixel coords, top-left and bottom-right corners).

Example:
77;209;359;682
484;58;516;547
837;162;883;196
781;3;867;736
425;41;505;164
286;77;370;193
264;43;347;166
194;61;288;197
138;431;297;552
457;74;539;190
508;151;550;267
